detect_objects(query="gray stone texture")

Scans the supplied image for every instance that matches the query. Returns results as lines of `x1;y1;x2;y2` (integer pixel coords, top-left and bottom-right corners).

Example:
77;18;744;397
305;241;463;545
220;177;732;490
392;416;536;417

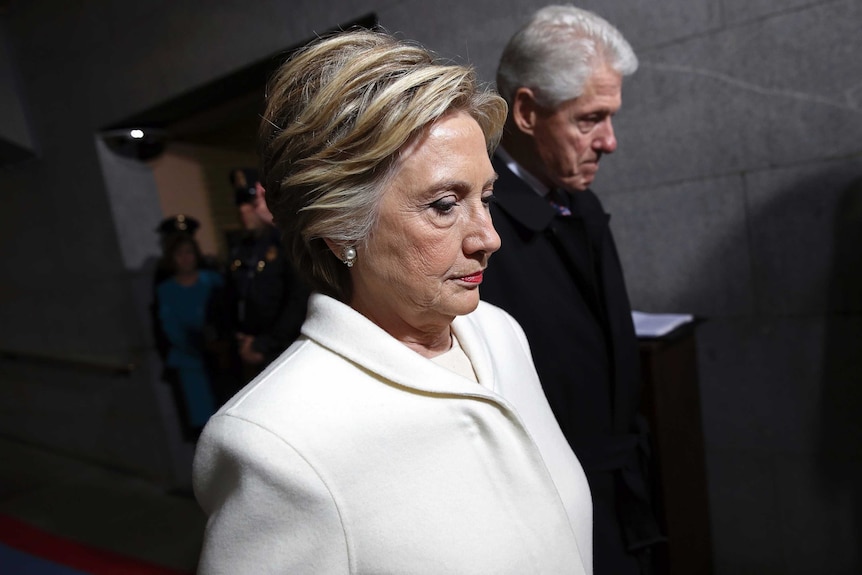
696;316;825;454
604;0;862;194
1;0;861;571
96;138;163;270
705;448;785;574
698;314;862;573
603;176;755;317
745;157;862;315
707;447;862;574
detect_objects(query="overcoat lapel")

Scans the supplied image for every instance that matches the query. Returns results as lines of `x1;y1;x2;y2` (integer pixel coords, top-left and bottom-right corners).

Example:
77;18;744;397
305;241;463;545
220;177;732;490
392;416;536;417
491;156;608;327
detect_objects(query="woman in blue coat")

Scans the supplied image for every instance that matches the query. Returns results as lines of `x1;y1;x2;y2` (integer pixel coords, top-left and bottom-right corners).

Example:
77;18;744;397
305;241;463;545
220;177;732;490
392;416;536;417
156;233;222;438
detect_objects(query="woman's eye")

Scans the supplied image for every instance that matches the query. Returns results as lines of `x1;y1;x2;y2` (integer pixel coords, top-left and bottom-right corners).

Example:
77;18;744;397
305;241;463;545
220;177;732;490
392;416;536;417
430;198;457;214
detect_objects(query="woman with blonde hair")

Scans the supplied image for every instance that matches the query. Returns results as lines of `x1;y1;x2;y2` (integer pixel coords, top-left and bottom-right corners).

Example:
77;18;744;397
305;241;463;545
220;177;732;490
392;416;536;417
193;29;592;574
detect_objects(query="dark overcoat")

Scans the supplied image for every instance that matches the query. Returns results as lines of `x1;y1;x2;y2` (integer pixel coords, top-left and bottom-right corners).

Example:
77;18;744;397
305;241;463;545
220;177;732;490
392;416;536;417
481;155;663;574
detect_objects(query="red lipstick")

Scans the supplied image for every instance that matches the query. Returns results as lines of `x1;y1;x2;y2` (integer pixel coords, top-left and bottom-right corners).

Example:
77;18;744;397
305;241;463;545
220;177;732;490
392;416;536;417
459;271;483;284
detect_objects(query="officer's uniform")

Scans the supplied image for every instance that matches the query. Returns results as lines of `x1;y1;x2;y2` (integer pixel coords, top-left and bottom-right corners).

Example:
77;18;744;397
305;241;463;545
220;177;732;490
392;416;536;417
219;169;309;396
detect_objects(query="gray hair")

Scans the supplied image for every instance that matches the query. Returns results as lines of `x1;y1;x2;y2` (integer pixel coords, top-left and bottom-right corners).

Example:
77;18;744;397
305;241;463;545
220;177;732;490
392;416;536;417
260;30;507;302
496;4;638;108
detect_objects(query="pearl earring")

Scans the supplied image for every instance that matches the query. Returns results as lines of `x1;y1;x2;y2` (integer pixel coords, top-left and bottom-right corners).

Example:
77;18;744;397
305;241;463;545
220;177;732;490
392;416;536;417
342;246;357;267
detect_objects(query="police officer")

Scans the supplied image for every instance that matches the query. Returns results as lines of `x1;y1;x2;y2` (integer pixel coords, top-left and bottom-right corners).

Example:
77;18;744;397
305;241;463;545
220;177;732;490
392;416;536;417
222;168;308;392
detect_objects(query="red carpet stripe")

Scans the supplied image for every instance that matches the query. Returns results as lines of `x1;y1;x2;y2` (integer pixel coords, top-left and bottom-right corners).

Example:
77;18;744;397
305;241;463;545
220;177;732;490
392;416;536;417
0;515;190;575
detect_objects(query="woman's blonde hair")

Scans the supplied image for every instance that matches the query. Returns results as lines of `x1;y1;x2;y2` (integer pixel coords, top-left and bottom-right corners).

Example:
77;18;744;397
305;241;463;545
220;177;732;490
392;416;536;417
260;29;507;302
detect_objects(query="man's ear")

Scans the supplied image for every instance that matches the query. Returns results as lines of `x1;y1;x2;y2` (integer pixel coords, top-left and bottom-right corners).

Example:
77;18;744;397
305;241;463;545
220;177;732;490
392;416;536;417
512;87;539;135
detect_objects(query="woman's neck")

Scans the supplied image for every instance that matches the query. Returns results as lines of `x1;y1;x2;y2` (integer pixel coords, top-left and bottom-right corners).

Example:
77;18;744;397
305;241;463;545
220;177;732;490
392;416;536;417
351;299;454;359
175;270;199;286
401;327;453;359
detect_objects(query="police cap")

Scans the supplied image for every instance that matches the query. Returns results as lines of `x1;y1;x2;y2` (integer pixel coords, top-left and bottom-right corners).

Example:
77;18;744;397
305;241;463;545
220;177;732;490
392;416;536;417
156;214;200;236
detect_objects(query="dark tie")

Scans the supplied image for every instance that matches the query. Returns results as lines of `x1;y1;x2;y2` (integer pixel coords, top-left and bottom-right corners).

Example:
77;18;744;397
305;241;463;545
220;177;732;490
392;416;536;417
547;188;572;216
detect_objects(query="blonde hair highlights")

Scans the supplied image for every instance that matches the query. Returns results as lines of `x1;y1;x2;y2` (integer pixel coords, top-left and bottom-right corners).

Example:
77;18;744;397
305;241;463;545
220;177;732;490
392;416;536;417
260;30;507;301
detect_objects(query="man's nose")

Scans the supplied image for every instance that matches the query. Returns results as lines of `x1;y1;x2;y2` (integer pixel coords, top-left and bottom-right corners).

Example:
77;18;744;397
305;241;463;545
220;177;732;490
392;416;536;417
593;118;617;154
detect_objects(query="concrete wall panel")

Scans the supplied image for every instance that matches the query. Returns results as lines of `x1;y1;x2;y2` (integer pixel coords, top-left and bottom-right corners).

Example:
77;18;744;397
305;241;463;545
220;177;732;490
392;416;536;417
603;176;755;317
605;0;862;193
745;157;862;315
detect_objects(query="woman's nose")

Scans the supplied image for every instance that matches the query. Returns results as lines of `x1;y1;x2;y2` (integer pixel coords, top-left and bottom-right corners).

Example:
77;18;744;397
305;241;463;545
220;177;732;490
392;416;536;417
466;204;501;257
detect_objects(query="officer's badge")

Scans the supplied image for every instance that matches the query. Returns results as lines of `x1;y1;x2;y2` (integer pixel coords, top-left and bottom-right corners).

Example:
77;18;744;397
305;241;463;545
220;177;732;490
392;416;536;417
265;246;279;262
232;169;248;189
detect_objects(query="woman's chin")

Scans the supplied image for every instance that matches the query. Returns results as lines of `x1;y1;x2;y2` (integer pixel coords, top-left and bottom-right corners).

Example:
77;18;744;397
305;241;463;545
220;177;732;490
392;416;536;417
445;290;481;317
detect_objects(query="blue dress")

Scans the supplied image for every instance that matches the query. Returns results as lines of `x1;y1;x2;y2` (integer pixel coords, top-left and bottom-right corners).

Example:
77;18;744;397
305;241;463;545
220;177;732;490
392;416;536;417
156;270;223;428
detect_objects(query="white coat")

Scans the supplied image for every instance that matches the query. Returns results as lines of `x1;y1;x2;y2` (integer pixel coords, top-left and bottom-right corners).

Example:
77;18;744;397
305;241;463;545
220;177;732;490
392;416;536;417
194;293;592;574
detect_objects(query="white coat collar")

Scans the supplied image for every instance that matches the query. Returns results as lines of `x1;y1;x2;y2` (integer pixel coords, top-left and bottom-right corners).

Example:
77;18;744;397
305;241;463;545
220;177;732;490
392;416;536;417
301;293;501;399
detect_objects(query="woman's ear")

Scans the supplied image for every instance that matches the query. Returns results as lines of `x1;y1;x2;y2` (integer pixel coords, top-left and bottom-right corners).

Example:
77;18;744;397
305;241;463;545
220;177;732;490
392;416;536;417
324;239;358;268
512;87;539;135
323;238;342;259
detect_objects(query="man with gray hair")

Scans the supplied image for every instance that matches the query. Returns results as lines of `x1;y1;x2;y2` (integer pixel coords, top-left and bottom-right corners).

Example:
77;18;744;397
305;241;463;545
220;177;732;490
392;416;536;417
481;5;663;574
